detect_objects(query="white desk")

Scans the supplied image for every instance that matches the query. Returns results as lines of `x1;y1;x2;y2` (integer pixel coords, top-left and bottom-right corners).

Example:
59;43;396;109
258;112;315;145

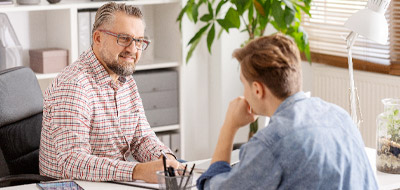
1;174;200;190
3;148;400;190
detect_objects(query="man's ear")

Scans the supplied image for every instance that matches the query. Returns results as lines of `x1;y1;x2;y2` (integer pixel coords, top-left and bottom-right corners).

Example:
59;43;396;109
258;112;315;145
93;30;101;45
252;81;265;99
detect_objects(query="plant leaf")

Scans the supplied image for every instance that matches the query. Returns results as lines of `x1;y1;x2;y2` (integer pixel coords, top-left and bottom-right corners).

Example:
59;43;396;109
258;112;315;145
233;0;250;15
187;23;211;45
282;0;295;11
176;5;187;31
185;1;194;22
176;4;187;22
200;14;213;22
224;7;241;28
216;0;227;15
271;0;286;30
284;6;295;27
296;3;311;16
208;1;214;18
186;2;199;23
248;1;254;26
217;19;230;32
207;24;216;53
186;37;201;63
253;0;265;17
217;8;240;32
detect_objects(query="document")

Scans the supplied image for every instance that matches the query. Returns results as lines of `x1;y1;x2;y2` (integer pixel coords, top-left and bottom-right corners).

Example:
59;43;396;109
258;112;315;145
112;180;159;190
187;149;240;173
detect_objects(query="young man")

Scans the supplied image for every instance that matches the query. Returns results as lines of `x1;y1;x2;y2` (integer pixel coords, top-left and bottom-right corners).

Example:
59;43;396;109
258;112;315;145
39;2;181;183
197;34;378;189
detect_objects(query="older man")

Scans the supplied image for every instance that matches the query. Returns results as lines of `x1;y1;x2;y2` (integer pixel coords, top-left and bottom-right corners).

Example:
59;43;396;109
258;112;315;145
39;2;180;183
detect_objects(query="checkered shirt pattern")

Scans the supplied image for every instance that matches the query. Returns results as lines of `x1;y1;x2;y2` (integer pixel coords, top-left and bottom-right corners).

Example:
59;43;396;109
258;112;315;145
39;48;172;181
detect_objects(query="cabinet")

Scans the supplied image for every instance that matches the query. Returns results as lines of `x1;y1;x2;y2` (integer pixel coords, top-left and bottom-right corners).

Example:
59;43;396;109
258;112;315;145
0;0;184;156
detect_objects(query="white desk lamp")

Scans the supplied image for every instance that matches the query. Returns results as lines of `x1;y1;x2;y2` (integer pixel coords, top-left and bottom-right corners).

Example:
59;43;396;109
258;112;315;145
344;0;391;128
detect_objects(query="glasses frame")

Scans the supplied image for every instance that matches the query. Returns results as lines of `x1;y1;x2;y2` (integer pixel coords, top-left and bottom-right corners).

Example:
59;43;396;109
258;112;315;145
98;29;150;51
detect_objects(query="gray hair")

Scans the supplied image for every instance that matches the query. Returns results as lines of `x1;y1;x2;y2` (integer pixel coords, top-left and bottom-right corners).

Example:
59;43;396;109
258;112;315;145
92;2;144;36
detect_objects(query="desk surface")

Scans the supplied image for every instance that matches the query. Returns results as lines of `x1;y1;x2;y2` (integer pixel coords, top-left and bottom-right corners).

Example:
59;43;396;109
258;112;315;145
2;173;201;190
3;148;400;190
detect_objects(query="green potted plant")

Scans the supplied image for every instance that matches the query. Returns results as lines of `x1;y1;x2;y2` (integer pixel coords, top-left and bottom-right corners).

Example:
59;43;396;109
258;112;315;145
377;98;400;174
177;0;312;137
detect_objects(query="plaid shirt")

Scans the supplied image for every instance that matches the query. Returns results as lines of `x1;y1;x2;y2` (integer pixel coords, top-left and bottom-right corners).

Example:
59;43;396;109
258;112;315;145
39;48;172;181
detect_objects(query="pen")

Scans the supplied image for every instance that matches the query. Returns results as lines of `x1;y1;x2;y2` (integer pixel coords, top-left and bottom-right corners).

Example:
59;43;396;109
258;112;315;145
168;166;179;189
183;164;195;189
161;150;169;160
162;154;170;189
178;164;188;189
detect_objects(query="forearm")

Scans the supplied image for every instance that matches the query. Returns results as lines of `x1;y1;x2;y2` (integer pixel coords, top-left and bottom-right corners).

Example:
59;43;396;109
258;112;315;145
211;122;239;164
60;150;136;181
132;118;173;161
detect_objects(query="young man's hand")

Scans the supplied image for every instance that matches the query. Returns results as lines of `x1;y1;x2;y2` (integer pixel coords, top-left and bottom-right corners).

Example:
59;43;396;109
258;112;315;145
132;158;183;183
224;96;257;130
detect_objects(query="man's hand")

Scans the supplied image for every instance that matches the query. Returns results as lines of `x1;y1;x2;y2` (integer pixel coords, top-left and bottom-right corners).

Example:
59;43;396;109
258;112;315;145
224;96;257;130
132;158;182;183
210;97;257;164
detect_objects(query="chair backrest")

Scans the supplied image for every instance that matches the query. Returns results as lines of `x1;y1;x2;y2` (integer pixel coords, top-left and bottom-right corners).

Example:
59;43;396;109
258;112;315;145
0;66;43;177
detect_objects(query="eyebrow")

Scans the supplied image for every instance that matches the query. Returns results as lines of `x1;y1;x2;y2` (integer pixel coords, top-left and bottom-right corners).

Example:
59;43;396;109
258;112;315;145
119;32;145;39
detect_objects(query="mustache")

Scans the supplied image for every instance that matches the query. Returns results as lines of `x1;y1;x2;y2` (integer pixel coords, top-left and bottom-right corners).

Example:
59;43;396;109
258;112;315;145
119;52;136;59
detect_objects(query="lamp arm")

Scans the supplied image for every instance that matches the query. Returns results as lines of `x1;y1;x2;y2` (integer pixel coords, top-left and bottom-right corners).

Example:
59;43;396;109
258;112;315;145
346;31;360;128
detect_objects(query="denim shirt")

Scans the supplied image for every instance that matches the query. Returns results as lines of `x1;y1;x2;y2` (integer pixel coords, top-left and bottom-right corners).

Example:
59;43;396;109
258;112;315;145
197;92;378;190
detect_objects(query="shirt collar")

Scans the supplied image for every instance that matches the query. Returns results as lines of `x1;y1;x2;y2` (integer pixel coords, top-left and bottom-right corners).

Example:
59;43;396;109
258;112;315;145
274;91;308;116
86;48;133;88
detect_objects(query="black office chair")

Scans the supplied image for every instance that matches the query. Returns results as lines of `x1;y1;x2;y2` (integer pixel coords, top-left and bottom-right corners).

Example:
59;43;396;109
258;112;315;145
0;66;55;187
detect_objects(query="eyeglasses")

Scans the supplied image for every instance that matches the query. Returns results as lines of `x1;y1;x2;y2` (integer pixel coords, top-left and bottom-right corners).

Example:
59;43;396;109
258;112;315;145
98;29;150;51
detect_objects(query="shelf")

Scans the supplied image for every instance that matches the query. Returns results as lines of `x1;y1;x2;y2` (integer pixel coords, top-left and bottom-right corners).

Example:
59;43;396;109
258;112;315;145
35;72;59;80
136;60;179;71
34;60;178;80
152;124;179;133
0;0;179;12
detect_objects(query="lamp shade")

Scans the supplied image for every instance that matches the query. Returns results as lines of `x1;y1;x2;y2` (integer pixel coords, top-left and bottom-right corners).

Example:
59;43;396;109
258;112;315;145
344;0;390;45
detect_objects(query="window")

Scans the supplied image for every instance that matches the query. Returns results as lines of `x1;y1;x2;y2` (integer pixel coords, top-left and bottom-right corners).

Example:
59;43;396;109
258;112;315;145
302;0;399;75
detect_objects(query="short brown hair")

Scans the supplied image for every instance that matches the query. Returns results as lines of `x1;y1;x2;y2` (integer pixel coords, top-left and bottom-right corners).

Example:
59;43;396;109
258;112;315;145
92;2;144;35
233;33;302;99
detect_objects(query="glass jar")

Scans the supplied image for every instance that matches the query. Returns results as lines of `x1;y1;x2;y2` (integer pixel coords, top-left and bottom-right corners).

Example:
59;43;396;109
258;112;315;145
377;98;400;174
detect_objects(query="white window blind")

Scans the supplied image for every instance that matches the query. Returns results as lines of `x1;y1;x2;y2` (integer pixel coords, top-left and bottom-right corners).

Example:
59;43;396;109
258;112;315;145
303;0;391;66
390;0;400;65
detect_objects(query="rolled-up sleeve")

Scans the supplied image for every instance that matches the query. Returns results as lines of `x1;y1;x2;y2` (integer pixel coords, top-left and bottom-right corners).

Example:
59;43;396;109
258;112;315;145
197;161;231;189
198;138;282;190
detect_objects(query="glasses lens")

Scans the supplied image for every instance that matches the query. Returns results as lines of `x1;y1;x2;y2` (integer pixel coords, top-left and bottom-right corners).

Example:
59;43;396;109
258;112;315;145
117;34;132;47
135;39;147;50
141;41;148;50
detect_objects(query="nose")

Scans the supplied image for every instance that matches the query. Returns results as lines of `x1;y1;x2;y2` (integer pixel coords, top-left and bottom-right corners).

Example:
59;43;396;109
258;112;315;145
125;40;138;53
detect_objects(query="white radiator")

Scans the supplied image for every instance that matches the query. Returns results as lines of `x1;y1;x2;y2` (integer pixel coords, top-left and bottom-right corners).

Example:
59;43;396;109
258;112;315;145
312;64;400;148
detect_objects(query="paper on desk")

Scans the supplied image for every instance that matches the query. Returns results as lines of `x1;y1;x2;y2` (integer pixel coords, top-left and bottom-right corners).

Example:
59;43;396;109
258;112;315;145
112;180;159;189
187;149;240;173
